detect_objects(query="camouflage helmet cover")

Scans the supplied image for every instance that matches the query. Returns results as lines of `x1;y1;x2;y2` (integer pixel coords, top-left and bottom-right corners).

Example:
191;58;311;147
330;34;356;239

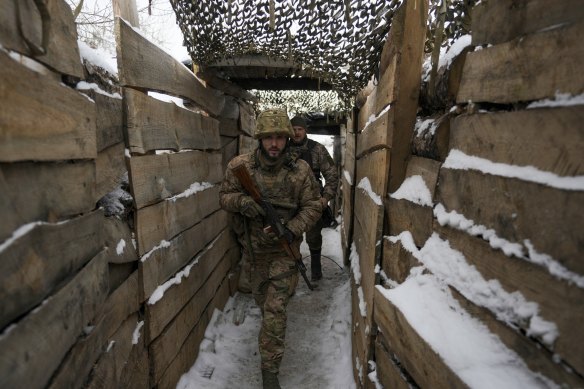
254;108;295;139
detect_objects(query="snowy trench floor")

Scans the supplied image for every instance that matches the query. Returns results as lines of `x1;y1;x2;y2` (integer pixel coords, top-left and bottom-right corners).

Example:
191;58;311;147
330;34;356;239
176;226;356;389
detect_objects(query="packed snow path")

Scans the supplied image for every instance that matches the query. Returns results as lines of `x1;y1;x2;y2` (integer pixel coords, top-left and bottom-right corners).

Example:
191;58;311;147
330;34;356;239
176;226;356;389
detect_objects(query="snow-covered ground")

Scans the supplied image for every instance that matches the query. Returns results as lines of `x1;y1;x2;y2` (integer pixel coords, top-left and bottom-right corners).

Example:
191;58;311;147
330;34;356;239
176;225;356;389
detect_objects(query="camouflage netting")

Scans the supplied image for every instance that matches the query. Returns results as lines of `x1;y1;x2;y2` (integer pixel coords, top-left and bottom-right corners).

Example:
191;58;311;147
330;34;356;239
170;0;402;101
252;90;343;117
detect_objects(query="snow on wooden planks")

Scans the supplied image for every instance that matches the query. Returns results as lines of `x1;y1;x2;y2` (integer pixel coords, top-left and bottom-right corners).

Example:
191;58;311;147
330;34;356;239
0;49;96;162
0;161;96;242
139;210;227;301
458;20;584;104
451;107;584;177
435;223;584;379
115;18;224;117
128;150;222;210
124;88;221;154
0;210;104;331
0;250;109;388
386;156;440;247
374;287;468;388
0;0;84;78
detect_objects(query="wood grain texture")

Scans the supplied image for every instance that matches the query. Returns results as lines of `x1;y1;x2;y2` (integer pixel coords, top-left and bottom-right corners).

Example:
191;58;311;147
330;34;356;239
238;135;256;155
356;109;392;159
437;168;584;275
145;229;236;341
124;88;220;153
103;215;138;264
128;150;222;209
0;0;84;77
458;21;584;104
386;197;433;248
0;210;103;331
150;250;232;383
436;223;584;374
472;0;584;46
356;148;391;199
374;336;412;389
139;210;228;300
96;142;127;201
450;107;584;176
115;18;224;116
89;91;124;153
135;185;221;256
0;250;109;389
374;287;468;388
0;50;96;162
0;160;96;242
239;101;255;136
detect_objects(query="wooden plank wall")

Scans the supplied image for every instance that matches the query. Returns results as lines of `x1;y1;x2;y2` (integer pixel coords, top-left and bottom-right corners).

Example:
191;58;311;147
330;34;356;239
344;0;429;387
369;1;584;388
114;16;246;388
0;0;144;387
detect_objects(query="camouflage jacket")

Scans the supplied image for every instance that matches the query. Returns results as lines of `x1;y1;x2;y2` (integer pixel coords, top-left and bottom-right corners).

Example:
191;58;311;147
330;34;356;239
289;138;339;202
220;148;322;256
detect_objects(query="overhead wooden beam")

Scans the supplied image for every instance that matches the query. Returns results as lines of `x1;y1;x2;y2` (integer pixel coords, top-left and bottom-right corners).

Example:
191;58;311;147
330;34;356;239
197;68;259;102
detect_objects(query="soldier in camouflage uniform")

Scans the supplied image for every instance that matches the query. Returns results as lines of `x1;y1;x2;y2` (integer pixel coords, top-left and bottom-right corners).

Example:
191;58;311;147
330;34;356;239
219;108;321;389
289;115;339;281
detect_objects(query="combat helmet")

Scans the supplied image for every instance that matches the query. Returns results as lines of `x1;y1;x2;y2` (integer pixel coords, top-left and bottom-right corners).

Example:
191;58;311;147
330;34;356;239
254;108;295;139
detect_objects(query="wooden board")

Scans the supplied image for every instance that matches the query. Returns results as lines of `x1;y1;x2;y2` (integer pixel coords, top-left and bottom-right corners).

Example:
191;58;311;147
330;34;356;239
150;251;233;383
386;0;429;193
145;229;235;341
0;50;96;162
374;335;412;389
356;109;392;159
457;21;584;104
0;0;84;78
472;0;584;46
412;113;451;162
124;88;221;153
239;101;255;136
344;131;356;183
351;277;369;388
356;149;391;199
135;185;221;255
353;187;384;329
341;175;354;264
222;136;239;170
140;210;228;300
48;270;143;389
90;91;124;153
156;275;232;389
0;160;96;243
115;18;224;116
0;250;109;389
96;142;127;201
0;210;103;330
358;86;378;132
374;287;467;388
128;150;223;209
219;117;241;137
103;215;138;264
197;68;259;103
238;135;256;156
450;287;584;387
437;168;584;275
405;155;441;194
381;238;421;285
84;312;142;389
386;198;433;248
450;107;584;176
436;223;584;374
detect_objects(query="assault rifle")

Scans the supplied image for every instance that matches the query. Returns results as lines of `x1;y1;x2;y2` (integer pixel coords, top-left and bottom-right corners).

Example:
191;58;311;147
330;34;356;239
232;163;314;291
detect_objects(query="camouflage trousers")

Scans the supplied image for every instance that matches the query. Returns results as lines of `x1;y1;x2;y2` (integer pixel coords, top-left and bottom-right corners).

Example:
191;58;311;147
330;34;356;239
305;216;323;251
251;253;299;373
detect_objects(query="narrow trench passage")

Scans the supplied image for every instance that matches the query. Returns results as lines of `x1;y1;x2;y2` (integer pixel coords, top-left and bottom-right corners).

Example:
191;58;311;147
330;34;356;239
176;227;355;388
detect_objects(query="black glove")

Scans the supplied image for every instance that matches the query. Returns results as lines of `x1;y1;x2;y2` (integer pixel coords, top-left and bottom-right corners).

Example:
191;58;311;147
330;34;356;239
282;227;295;244
239;196;265;218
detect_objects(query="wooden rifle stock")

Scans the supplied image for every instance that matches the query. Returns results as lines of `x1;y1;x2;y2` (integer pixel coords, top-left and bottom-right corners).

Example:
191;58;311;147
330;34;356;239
232;163;314;291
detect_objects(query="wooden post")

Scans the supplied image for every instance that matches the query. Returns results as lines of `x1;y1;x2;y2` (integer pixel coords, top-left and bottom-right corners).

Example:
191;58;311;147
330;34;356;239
112;0;139;28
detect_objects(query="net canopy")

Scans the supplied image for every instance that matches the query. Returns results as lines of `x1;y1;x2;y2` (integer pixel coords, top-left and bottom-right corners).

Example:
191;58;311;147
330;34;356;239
170;0;401;102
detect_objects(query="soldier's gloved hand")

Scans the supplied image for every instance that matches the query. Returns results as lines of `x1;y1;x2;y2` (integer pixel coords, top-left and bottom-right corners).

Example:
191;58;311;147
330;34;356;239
239;196;265;218
258;229;280;246
282;227;295;244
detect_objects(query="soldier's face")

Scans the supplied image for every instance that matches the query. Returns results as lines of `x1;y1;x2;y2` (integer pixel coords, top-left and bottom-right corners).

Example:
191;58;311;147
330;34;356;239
261;135;288;158
292;126;307;143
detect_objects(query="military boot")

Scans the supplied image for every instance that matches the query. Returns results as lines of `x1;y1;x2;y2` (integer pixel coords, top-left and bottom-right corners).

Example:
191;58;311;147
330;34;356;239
262;370;281;389
310;249;322;281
